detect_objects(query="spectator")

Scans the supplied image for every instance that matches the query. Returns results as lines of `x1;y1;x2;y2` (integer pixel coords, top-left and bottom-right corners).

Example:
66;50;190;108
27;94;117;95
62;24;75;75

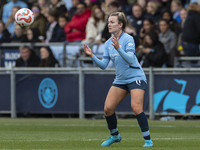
39;46;60;67
27;28;40;43
127;4;145;37
170;0;182;23
2;0;28;23
139;18;155;41
49;0;68;16
46;10;66;43
37;0;49;18
84;0;97;9
137;0;147;12
5;6;20;36
58;15;68;44
30;4;47;39
83;5;106;44
139;30;168;67
161;10;179;35
103;0;118;15
64;2;91;42
118;0;131;15
179;8;187;31
15;45;40;67
159;19;177;67
182;3;200;56
26;28;41;56
176;8;188;55
0;21;11;43
145;1;162;24
68;0;81;21
11;24;28;42
101;1;119;43
58;14;68;28
160;0;171;12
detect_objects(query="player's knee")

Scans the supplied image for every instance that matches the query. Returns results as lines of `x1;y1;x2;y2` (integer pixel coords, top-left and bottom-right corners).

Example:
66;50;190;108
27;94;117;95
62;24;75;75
131;104;142;115
104;105;114;116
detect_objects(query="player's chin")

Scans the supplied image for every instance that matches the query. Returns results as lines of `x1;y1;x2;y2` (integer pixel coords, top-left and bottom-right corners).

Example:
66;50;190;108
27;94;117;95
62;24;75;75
108;29;113;33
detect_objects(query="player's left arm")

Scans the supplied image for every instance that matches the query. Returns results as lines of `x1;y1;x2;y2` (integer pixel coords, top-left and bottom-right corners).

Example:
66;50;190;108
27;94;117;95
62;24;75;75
112;36;134;65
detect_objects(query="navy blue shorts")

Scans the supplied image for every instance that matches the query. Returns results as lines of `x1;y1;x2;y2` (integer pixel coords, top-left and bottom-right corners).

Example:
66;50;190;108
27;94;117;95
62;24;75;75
112;80;147;92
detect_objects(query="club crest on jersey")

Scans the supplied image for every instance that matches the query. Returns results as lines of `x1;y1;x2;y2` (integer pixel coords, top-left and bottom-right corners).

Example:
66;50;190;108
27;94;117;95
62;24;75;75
38;78;58;109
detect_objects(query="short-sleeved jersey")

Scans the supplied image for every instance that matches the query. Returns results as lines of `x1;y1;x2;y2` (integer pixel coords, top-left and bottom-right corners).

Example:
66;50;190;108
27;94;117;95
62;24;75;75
103;32;146;84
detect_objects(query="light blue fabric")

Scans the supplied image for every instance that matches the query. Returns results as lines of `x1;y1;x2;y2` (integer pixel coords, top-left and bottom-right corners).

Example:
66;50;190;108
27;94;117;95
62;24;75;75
91;32;146;84
91;55;109;70
7;22;16;36
2;1;28;23
63;0;72;10
116;46;134;65
142;130;150;137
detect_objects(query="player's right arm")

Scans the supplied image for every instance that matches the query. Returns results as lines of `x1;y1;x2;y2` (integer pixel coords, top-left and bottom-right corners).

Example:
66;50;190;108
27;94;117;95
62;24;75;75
84;44;110;70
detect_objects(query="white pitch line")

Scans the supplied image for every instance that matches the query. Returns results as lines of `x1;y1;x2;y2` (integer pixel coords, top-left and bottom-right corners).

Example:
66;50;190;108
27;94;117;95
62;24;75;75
1;123;200;128
83;137;200;141
153;137;199;140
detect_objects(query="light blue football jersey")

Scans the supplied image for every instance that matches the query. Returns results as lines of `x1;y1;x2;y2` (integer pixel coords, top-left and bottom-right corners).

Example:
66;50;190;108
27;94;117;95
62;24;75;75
92;32;146;84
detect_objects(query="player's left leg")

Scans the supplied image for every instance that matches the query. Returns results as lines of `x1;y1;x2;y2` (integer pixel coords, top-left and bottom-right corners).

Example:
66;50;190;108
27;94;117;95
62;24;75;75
130;88;153;147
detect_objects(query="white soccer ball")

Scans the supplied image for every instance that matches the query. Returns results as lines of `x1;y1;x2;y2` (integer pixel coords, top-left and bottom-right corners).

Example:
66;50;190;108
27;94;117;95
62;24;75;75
15;8;34;27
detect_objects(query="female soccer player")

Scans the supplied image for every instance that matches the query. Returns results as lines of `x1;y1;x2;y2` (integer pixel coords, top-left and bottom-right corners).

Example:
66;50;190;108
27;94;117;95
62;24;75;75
83;12;153;147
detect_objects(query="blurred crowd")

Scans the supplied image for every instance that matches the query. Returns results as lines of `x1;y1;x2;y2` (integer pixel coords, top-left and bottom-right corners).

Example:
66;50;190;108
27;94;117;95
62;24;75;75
0;0;200;68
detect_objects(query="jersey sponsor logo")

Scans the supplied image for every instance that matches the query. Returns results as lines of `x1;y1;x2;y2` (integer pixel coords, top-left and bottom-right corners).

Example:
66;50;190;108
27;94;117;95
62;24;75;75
110;53;119;57
38;78;58;109
128;43;134;46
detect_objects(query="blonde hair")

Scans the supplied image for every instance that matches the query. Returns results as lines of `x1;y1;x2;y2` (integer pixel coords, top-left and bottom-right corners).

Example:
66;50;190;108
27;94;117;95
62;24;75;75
171;0;182;6
148;1;161;12
109;12;127;30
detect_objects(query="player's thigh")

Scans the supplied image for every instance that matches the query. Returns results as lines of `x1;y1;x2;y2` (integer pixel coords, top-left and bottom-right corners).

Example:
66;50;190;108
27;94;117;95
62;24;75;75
105;86;128;111
130;89;145;114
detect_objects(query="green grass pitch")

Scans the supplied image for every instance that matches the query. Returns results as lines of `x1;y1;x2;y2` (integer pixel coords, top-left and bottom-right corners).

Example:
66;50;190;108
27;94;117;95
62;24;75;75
0;118;199;150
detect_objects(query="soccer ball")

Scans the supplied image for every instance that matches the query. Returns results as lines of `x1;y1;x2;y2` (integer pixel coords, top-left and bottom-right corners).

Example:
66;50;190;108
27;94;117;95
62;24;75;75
15;8;34;27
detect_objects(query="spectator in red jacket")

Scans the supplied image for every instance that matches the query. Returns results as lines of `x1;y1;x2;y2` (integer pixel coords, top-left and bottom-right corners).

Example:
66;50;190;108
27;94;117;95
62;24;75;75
64;2;91;42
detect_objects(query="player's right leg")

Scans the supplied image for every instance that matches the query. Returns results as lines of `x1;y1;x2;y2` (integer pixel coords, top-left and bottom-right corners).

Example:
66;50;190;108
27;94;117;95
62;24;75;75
101;86;128;147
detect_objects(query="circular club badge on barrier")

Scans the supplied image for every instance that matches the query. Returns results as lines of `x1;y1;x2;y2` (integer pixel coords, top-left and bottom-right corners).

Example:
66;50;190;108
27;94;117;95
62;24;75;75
38;78;58;109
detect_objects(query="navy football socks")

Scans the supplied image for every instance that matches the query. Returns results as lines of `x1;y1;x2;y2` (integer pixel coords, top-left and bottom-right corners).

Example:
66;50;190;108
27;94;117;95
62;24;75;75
136;112;151;140
105;112;119;136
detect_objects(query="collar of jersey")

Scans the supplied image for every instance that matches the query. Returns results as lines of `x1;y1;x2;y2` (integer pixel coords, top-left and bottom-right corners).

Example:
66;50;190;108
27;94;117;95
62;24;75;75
119;32;124;39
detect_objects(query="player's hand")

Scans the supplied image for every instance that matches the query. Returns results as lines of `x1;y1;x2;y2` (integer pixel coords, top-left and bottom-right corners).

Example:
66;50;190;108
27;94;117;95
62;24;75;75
83;44;93;57
112;36;119;50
